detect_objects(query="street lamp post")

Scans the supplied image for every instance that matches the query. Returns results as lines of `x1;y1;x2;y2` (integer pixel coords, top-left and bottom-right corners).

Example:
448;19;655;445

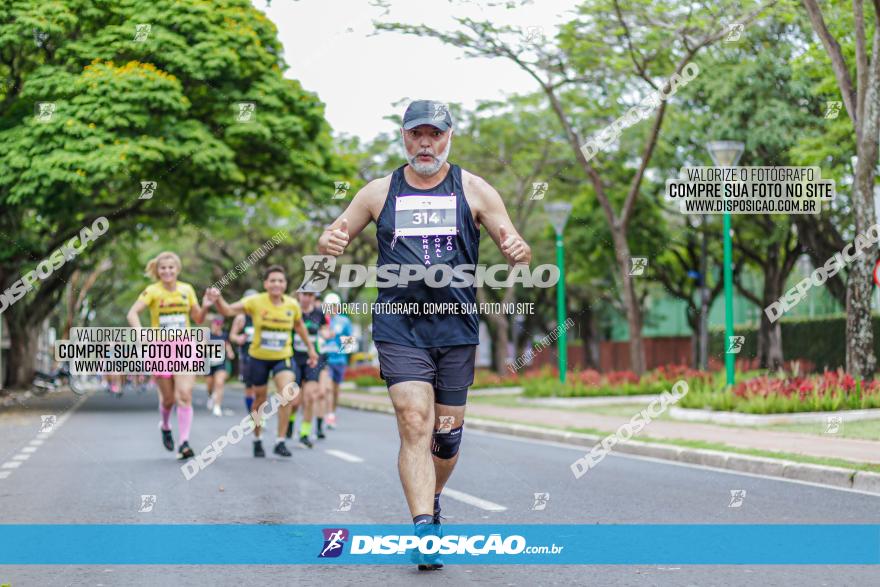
545;202;573;383
705;141;744;387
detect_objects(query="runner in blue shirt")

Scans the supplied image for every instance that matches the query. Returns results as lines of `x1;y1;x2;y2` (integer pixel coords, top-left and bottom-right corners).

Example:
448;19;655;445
321;292;353;430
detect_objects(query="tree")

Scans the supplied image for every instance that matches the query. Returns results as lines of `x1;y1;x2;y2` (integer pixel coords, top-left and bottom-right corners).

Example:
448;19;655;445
0;0;339;386
377;0;777;374
800;0;880;377
450;97;576;373
654;12;818;369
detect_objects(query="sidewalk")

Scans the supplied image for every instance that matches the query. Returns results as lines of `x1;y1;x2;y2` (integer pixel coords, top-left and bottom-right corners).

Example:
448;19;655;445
340;391;880;465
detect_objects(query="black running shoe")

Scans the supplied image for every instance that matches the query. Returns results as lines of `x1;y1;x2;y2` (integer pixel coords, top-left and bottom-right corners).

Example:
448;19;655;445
299;435;314;449
253;439;265;458
274;441;292;457
161;428;174;451
177;441;194;461
317;429;326;440
285;419;294;439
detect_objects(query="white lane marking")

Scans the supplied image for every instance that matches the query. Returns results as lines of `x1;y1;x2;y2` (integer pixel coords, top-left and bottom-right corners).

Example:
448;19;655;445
469;428;880;499
0;393;90;482
442;487;507;512
325;449;364;463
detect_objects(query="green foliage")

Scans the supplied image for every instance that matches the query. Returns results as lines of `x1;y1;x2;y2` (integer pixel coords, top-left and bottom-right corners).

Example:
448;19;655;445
353;376;384;387
708;314;880;370
522;378;672;398
679;385;880;414
0;0;341;322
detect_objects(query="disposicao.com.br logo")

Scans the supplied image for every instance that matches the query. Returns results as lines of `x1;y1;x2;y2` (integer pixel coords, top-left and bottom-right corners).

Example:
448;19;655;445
318;528;563;559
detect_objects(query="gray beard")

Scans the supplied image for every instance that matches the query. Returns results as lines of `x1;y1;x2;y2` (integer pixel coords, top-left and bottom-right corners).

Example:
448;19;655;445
403;137;452;176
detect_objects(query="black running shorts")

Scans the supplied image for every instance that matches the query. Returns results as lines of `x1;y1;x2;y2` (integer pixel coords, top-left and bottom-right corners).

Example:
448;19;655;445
375;341;476;406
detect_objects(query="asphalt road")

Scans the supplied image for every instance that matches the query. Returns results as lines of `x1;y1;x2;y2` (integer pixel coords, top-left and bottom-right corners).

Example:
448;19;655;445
1;384;879;586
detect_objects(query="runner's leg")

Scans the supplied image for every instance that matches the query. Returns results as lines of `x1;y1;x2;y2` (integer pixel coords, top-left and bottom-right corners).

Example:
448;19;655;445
156;377;175;451
273;369;298;456
252;385;268;437
432;403;466;494
212;369;227;415
157;378;174;429
315;367;330;438
299;380;318;446
173;374;195;460
389;381;436;518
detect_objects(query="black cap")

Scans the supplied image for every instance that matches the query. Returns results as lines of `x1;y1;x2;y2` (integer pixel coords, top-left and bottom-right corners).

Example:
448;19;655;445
402;100;453;131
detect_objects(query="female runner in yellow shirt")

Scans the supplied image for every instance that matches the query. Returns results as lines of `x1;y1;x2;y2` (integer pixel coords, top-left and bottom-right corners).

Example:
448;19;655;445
126;251;211;460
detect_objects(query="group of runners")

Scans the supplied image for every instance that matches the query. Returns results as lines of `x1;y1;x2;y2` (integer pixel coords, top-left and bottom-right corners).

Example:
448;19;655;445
123;100;530;571
125;255;353;461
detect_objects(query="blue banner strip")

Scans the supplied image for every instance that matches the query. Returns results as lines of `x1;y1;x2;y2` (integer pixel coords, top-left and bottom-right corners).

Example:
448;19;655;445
1;525;878;565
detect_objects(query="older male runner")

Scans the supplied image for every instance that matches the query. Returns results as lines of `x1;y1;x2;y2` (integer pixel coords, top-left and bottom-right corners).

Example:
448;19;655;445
317;100;531;570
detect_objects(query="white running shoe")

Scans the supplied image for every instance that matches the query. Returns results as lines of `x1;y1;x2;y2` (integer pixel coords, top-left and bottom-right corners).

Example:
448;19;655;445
212;404;223;417
206;396;214;410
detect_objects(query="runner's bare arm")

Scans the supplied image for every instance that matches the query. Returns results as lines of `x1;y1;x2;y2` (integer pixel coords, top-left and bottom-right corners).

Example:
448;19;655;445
293;317;319;367
229;314;246;345
126;300;147;328
191;300;209;325
466;172;532;265
206;288;246;317
317;176;390;256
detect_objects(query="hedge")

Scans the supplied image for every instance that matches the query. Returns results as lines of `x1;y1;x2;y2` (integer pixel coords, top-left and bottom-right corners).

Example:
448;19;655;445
709;314;880;371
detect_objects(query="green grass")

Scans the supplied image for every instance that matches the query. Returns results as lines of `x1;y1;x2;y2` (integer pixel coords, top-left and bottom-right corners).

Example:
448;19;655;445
469;394;668;417
679;384;880;414
466;412;880;473
469;394;880;440
760;419;880;441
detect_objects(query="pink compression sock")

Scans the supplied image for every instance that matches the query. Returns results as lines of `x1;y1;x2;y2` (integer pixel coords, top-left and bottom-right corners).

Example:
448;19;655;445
177;405;193;442
160;405;172;431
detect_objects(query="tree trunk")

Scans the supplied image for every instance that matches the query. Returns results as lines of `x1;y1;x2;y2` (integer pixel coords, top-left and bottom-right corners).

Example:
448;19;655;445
800;0;880;378
846;84;879;378
476;288;513;374
578;303;599;370
767;320;783;371
759;264;784;370
611;226;645;374
4;306;39;388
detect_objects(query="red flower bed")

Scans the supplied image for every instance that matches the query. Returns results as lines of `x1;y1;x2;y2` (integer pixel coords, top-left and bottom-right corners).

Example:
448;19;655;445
645;364;713;383
344;365;380;381
733;370;880;400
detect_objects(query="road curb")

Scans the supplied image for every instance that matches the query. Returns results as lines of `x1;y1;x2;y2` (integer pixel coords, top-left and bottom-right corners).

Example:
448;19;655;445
340;398;880;496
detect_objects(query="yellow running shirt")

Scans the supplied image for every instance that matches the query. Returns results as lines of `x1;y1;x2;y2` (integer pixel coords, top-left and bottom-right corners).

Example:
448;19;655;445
243;293;302;360
137;282;198;329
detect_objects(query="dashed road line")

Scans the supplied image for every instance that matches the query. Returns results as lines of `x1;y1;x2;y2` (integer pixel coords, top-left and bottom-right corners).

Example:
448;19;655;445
0;394;89;481
442;487;507;512
325;449;364;463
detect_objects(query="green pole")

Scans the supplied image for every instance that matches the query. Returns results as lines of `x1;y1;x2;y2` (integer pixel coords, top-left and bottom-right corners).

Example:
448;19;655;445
556;234;567;383
723;211;735;386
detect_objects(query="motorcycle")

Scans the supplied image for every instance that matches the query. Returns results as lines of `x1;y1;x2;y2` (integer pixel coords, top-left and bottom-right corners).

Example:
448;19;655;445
31;363;85;396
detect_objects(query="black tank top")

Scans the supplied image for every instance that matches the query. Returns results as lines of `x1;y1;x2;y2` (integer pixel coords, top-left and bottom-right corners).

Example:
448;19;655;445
373;164;480;347
240;315;253;353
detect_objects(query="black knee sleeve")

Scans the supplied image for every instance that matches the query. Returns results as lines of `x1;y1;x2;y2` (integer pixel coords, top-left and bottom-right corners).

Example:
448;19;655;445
431;424;463;459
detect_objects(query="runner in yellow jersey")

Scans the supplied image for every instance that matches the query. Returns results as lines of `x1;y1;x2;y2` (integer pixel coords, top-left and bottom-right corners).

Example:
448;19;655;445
207;265;318;458
126;251;211;460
